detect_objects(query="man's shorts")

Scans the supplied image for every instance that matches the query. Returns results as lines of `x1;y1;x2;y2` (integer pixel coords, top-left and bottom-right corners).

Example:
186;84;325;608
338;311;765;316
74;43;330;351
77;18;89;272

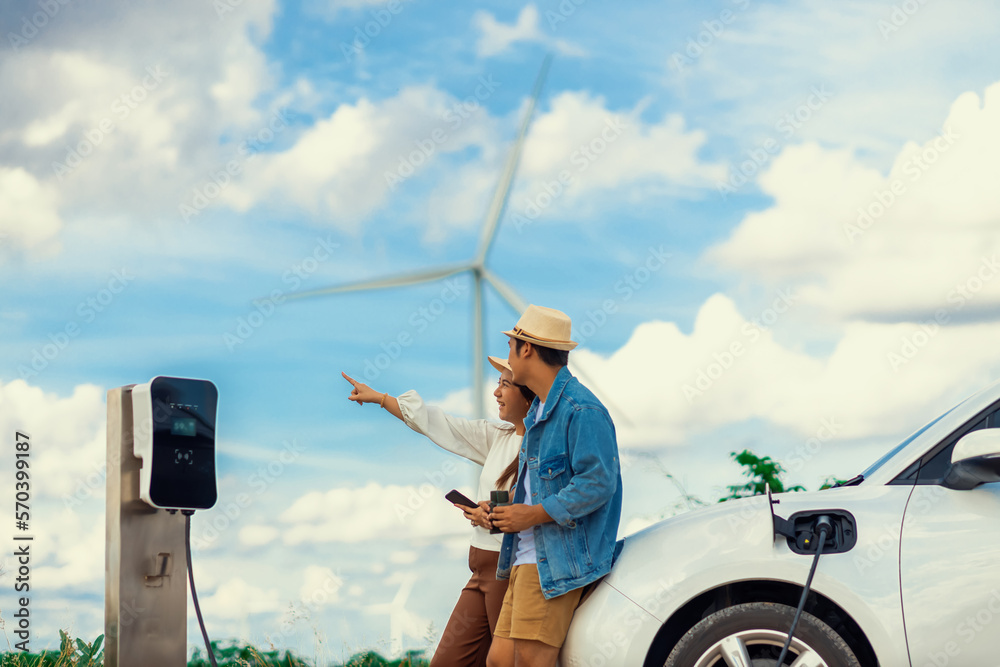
494;564;584;648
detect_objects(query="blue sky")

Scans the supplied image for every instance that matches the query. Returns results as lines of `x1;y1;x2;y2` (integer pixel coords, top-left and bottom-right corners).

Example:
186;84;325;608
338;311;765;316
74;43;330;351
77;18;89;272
4;0;1000;660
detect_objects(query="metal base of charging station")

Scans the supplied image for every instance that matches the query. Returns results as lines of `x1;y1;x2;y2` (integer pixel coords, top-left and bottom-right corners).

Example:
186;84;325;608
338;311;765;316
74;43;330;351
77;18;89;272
106;386;188;667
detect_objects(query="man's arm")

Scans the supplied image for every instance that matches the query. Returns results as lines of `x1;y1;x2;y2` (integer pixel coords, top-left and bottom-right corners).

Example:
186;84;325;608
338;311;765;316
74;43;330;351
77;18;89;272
490;503;552;532
540;407;619;527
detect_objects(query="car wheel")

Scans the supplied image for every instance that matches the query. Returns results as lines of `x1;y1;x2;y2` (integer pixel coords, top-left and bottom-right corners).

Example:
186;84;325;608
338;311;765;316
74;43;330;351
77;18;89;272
664;602;861;667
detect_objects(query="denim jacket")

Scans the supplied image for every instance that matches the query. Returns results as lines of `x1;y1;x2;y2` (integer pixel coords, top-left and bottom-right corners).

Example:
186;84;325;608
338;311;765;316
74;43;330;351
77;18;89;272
497;366;622;599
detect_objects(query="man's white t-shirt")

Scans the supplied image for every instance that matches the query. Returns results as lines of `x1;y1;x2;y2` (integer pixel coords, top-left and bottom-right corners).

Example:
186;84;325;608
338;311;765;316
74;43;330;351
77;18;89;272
513;401;545;566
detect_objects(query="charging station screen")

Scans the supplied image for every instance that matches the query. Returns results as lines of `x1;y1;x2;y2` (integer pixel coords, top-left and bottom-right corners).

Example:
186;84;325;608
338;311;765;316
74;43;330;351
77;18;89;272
148;378;218;509
171;417;197;437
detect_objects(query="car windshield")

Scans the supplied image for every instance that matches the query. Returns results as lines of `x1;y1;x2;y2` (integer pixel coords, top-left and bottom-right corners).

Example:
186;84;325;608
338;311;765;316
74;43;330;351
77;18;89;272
858;404;959;480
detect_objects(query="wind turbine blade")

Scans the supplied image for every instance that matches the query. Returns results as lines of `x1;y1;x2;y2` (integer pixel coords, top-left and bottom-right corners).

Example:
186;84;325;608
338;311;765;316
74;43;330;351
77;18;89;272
482;268;529;315
281;262;472;301
475;53;553;266
392;577;415;606
567;359;634;429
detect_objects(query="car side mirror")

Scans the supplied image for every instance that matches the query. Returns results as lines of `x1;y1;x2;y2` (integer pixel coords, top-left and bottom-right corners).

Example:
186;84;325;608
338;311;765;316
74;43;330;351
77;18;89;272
943;428;1000;490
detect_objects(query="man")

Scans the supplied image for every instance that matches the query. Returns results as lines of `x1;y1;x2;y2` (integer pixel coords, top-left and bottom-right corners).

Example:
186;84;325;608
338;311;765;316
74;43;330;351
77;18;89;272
487;304;622;667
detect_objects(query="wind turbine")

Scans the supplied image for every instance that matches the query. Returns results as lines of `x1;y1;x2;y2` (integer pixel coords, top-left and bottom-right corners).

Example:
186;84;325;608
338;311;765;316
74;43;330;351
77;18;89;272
285;56;631;425
363;573;430;658
286;56;551;418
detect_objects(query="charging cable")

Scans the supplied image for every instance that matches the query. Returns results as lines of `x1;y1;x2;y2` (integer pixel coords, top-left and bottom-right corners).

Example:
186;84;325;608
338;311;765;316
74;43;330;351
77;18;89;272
775;515;832;666
184;510;218;667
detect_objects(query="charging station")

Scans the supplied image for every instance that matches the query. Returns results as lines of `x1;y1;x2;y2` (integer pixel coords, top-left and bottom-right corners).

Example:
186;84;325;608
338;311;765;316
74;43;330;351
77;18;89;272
105;377;219;667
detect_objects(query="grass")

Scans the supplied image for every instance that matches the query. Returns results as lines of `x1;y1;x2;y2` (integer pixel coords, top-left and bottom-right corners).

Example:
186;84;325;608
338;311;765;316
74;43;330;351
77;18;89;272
0;634;428;667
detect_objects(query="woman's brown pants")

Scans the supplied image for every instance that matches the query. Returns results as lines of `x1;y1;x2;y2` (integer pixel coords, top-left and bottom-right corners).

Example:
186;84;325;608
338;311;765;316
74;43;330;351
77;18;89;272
430;546;508;667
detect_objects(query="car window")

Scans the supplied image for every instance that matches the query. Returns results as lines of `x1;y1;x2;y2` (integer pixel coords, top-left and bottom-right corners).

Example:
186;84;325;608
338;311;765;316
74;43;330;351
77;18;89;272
911;405;1000;484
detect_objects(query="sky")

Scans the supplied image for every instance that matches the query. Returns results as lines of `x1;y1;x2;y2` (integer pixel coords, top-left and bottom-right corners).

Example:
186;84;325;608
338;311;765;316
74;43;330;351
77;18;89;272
3;0;1000;661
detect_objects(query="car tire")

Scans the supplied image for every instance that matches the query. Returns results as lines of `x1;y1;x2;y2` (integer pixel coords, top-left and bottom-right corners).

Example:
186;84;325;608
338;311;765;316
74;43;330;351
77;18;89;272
664;602;861;667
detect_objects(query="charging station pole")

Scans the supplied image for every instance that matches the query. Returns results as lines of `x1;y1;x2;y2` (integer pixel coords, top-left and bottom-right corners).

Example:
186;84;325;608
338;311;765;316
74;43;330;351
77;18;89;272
105;385;188;667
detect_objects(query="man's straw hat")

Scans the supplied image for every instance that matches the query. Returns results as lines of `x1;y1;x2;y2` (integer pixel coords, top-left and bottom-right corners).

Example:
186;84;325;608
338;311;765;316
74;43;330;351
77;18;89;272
502;304;578;351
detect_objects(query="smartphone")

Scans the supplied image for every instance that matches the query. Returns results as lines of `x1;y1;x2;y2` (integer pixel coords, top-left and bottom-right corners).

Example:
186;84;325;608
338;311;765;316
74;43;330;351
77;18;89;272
445;489;479;509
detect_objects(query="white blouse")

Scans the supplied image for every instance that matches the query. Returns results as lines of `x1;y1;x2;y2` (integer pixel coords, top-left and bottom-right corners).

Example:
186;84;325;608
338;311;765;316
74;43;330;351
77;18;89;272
397;390;522;552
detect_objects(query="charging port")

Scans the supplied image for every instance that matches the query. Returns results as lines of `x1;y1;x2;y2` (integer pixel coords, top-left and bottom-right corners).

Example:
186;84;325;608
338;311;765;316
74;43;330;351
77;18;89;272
777;509;857;555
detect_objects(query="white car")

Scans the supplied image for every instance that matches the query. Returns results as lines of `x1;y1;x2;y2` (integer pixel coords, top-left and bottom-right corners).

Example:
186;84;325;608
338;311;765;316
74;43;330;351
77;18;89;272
560;379;1000;667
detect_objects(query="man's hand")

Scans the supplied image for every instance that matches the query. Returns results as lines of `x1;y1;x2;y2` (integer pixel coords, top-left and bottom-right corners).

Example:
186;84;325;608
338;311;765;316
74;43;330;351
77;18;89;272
489;503;552;533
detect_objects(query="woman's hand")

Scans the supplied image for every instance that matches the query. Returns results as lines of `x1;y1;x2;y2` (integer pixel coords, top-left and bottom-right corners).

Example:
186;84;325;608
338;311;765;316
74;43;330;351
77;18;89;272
342;372;383;406
459;500;494;529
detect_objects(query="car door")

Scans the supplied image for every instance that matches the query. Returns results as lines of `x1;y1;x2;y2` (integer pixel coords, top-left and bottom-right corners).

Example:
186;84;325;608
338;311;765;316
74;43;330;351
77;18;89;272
898;410;1000;666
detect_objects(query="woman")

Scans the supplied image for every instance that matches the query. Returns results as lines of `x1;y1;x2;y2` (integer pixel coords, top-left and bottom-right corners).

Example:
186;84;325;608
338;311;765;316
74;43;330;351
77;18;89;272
341;356;535;667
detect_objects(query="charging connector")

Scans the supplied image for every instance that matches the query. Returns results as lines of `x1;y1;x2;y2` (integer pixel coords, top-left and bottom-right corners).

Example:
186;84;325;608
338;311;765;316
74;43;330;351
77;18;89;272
774;516;833;666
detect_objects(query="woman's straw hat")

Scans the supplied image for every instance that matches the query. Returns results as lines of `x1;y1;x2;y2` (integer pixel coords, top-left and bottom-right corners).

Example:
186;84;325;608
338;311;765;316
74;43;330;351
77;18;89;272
502;304;578;351
488;355;511;373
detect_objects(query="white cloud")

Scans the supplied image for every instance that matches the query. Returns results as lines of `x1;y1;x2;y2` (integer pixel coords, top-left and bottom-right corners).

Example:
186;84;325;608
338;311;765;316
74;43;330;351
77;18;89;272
388;550;419;564
224;85;494;229
0;0;278;253
429;91;726;234
240;524;280;547
521;91;725;189
31;507;106;591
0;167;62;255
279;481;470;544
708;80;1000;321
473;5;584;58
665;0;1000;165
202;577;283;619
572;293;1000;447
299;565;343;608
0;379;106;500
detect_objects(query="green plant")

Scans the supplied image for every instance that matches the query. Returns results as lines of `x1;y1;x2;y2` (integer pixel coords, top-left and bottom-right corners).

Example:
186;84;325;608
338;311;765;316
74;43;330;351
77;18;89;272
0;632;102;667
2;638;429;667
719;449;806;501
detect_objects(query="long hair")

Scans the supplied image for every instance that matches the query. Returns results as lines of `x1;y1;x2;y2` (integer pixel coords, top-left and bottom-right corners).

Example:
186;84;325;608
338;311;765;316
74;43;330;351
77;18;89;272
495;382;536;490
